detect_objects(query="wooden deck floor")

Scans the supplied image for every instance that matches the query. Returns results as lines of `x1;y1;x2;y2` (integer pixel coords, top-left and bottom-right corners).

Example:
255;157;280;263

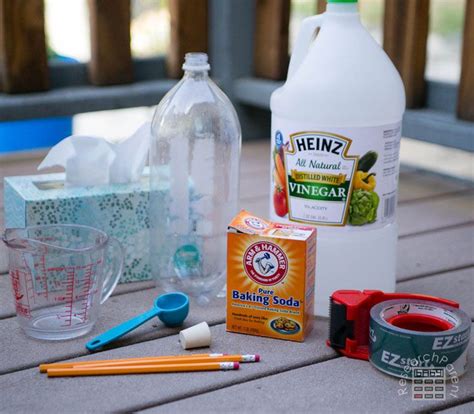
1;140;473;413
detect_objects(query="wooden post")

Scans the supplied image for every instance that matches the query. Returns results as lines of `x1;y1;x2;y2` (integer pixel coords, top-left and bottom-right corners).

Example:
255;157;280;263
457;0;474;121
168;0;208;78
383;0;430;108
254;0;290;80
0;0;48;93
88;0;133;86
316;0;326;14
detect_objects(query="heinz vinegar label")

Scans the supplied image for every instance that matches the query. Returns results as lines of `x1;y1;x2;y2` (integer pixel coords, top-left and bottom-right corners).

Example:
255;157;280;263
270;120;402;229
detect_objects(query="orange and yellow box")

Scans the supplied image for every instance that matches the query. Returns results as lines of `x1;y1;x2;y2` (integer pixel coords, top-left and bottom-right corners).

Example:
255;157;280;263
226;210;316;342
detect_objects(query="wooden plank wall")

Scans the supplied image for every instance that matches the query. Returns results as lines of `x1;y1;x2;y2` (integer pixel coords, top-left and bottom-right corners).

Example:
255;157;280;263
457;0;474;121
383;0;430;109
253;0;291;80
253;0;434;111
167;0;208;78
88;0;133;85
0;0;48;93
0;0;472;131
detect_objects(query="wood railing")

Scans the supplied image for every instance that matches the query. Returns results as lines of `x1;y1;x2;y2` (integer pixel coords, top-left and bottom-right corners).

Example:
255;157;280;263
0;0;49;93
0;0;207;90
458;0;474;120
254;0;473;120
0;0;472;149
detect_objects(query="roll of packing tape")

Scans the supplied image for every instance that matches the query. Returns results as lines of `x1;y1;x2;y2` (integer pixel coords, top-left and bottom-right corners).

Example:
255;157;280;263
369;299;471;378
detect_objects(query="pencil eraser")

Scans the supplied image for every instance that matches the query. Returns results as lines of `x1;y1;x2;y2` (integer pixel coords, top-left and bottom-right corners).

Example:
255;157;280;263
255;354;260;362
179;322;211;350
233;362;240;369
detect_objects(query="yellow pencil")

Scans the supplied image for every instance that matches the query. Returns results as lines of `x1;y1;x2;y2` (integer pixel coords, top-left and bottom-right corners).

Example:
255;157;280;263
47;362;239;377
39;353;222;373
40;354;259;373
77;355;259;368
76;354;259;368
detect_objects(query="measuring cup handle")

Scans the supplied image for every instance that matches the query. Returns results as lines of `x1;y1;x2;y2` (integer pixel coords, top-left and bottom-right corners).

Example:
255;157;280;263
85;308;158;351
100;237;124;304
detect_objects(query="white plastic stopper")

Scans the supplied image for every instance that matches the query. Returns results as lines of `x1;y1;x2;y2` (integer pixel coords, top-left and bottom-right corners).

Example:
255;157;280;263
179;322;211;350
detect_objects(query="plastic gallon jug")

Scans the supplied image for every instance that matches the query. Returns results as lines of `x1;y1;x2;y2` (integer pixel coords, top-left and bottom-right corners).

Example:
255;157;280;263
150;53;241;304
270;0;405;315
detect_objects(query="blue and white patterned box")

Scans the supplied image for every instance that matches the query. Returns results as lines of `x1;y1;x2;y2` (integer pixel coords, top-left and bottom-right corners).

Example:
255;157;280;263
4;172;151;283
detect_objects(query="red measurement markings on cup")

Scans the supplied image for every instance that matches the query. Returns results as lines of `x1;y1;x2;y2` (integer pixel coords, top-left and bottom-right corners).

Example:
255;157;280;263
75;263;94;324
60;267;76;327
10;269;32;317
56;260;101;327
39;255;49;300
33;255;49;299
22;256;37;305
24;268;35;310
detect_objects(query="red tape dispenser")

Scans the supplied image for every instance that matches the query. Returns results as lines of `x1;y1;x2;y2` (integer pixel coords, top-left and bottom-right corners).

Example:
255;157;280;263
327;290;459;360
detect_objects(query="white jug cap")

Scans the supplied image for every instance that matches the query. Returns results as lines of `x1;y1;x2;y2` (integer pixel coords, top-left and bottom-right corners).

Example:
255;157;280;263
179;322;212;350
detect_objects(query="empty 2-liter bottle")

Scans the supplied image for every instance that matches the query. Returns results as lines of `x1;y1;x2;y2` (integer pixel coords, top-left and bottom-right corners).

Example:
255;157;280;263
270;0;405;315
150;53;241;304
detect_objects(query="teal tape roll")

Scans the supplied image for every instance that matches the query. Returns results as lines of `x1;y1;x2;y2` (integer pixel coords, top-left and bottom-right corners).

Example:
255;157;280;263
369;299;471;378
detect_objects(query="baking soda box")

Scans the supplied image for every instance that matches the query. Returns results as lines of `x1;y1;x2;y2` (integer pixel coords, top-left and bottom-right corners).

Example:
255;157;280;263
226;210;316;342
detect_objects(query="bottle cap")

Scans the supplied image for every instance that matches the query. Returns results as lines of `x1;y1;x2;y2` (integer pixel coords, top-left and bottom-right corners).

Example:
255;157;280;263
182;53;211;71
179;321;212;349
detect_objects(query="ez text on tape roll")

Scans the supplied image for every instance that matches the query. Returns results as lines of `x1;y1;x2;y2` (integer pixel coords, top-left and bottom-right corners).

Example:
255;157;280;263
369;299;471;378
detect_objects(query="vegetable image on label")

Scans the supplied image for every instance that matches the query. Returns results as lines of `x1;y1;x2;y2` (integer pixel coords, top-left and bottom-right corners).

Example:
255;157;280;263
357;151;378;172
349;151;379;226
273;185;288;217
349;189;379;225
272;134;289;217
354;171;376;192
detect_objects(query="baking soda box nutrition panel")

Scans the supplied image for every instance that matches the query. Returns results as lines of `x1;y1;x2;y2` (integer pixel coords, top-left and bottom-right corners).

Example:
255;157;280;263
226;210;316;342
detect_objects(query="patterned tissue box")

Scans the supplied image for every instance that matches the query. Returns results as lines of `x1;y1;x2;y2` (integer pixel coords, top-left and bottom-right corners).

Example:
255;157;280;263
4;171;151;283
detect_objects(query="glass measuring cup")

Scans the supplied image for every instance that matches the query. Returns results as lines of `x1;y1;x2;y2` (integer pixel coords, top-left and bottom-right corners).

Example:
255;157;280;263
3;224;124;340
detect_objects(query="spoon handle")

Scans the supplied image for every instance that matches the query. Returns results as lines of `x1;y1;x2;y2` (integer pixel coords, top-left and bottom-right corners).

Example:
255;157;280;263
86;308;159;351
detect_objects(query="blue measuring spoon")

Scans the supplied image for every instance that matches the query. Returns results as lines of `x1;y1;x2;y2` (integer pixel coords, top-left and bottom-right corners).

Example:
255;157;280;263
85;292;189;351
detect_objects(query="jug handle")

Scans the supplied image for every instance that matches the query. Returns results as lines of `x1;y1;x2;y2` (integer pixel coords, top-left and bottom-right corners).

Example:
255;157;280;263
100;237;124;304
287;14;324;80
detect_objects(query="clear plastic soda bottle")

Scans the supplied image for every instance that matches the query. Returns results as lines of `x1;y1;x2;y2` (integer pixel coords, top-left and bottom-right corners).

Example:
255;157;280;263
150;53;241;304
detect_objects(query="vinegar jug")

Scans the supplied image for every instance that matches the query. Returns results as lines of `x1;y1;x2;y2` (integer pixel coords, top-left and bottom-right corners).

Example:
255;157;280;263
270;0;405;315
